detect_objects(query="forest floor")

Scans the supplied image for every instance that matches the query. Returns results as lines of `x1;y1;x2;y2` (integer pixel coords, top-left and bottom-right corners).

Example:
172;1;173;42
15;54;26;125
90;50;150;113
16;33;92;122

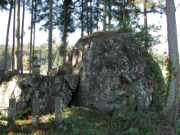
0;104;180;135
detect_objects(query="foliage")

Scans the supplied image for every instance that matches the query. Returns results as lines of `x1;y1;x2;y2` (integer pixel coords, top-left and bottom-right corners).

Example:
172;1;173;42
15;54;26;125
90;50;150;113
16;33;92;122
22;54;29;70
0;0;8;11
28;50;38;65
0;47;11;70
0;114;8;120
144;52;166;112
1;105;179;134
117;18;162;51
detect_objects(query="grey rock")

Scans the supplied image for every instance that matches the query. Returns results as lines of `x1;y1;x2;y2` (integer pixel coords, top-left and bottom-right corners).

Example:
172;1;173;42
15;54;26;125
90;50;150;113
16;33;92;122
0;74;79;116
0;32;164;118
49;32;164;115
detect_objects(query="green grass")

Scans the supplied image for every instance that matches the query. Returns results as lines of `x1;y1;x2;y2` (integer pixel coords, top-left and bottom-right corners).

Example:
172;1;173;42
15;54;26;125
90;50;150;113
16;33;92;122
1;105;180;135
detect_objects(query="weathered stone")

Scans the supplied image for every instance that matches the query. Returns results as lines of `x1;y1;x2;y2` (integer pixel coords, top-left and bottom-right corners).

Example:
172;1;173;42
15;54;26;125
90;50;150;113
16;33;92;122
129;95;135;110
138;97;144;113
0;32;165;117
9;98;16;128
32;98;39;123
0;74;79;116
55;97;62;124
49;32;165;114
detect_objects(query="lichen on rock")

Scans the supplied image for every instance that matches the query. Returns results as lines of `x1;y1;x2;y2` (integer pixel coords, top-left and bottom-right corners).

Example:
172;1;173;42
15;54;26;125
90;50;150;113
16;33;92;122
49;32;165;117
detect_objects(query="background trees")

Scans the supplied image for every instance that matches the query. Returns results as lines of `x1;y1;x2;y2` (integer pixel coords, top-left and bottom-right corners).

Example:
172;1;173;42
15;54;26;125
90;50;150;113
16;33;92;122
0;0;170;71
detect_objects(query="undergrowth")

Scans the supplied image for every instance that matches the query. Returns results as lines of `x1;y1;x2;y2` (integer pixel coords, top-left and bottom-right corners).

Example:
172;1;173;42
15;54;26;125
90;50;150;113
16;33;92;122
0;105;180;135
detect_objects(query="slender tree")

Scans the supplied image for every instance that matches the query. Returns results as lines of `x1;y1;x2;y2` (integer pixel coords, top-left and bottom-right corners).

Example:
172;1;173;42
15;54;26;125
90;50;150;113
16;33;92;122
4;0;13;71
164;0;179;122
33;1;37;66
95;0;100;31
20;0;25;74
90;0;92;34
86;0;89;35
103;0;106;31
81;0;84;37
63;0;67;63
11;0;16;71
107;0;112;31
122;0;125;20
15;0;20;73
48;0;52;71
144;0;148;51
29;0;34;74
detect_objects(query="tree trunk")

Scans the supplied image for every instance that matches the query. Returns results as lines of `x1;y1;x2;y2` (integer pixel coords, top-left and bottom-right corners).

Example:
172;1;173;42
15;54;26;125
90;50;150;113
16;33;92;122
108;0;111;31
96;0;99;31
33;3;36;67
48;0;52;71
164;0;179;122
122;0;125;20
86;0;89;35
90;0;92;34
63;0;67;63
103;0;106;31
29;0;34;74
144;0;148;51
11;0;16;71
4;0;12;71
15;0;20;73
20;0;25;74
81;0;84;37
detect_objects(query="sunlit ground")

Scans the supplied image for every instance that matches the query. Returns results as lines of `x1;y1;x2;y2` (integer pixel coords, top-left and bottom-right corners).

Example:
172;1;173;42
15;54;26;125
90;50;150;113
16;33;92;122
0;105;180;135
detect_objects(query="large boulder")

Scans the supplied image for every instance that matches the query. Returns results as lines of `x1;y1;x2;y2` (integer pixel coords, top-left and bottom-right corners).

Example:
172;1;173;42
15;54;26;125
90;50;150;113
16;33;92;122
50;31;165;115
0;73;79;116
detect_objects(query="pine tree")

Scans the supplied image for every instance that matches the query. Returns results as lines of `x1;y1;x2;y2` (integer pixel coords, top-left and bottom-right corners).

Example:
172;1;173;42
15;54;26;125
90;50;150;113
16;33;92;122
103;0;106;31
29;0;34;73
48;0;53;71
11;0;16;71
4;0;13;71
94;0;101;31
20;0;25;74
15;0;20;73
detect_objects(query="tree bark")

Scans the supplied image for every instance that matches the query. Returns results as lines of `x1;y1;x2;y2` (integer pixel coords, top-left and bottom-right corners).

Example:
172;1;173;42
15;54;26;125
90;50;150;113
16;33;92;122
15;0;20;73
33;2;37;67
81;0;84;37
11;0;16;71
103;0;106;31
144;0;148;51
63;0;67;63
48;0;52;71
122;0;125;20
90;0;92;34
20;0;25;74
86;0;89;35
164;0;179;122
4;0;12;71
96;0;99;31
29;0;34;74
108;0;111;31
